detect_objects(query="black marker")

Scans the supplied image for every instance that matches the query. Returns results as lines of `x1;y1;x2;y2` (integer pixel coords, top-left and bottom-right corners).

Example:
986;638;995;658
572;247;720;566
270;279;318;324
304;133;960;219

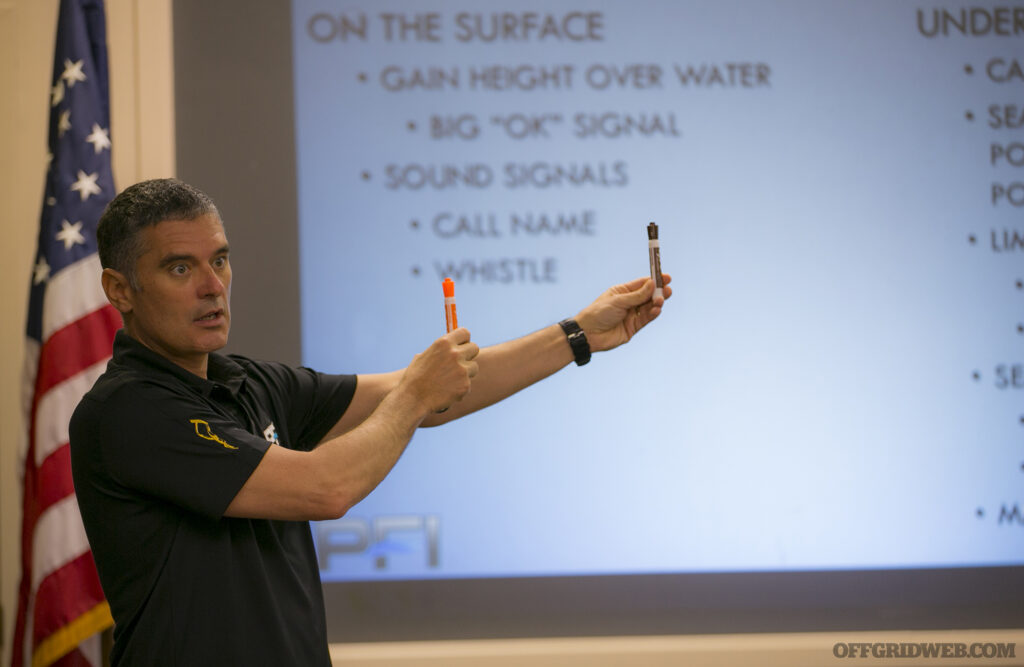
647;222;663;300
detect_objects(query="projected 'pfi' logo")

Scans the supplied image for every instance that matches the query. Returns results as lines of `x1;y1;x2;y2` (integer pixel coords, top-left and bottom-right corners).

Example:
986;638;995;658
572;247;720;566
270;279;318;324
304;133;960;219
316;515;440;571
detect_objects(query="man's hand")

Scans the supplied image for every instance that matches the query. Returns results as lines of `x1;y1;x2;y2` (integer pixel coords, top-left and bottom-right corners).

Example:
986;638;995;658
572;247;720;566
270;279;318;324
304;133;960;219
399;328;480;414
228;329;479;521
574;274;672;353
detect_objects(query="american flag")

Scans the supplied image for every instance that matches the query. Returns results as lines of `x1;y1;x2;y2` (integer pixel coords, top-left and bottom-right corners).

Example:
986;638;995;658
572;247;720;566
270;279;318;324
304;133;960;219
12;0;121;665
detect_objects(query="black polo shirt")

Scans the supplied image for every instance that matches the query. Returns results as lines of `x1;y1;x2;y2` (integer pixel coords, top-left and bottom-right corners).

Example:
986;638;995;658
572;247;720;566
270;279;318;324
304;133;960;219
70;331;356;666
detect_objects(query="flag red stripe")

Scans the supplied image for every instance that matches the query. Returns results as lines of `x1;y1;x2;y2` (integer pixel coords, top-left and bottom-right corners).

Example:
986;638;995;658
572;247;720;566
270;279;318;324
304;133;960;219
37;444;75;517
32;551;106;646
35;305;120;401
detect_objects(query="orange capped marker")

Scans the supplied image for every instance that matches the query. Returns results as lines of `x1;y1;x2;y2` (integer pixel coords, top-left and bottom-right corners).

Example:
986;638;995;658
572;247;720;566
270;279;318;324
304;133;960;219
443;278;458;332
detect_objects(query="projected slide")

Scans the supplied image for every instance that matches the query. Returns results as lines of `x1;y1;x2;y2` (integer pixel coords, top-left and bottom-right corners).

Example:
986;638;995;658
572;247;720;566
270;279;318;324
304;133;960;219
291;1;1024;581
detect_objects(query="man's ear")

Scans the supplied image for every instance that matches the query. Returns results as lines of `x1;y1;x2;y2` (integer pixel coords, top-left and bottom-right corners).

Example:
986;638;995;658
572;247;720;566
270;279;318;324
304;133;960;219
101;268;134;314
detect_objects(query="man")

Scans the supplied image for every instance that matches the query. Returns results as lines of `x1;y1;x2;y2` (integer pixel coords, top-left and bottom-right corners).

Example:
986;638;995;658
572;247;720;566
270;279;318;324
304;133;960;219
70;178;671;665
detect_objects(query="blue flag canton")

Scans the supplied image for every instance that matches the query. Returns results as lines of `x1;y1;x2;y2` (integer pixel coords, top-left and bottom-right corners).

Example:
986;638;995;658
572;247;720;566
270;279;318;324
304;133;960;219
27;0;114;343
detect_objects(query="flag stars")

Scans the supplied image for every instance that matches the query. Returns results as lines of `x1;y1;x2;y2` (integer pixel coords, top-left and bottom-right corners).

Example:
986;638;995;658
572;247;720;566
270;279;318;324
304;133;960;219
55;220;85;251
62;59;86;87
57;110;72;138
70;170;101;201
51;80;65;107
85;124;110;153
33;257;51;285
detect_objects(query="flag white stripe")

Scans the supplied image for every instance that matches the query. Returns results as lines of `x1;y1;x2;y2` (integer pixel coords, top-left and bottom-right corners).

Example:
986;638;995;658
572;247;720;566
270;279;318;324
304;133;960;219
30;493;91;595
42;254;108;342
80;634;102;666
34;359;109;466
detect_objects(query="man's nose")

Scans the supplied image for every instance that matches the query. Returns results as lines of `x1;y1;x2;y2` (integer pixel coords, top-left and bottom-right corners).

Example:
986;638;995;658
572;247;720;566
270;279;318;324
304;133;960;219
197;264;226;297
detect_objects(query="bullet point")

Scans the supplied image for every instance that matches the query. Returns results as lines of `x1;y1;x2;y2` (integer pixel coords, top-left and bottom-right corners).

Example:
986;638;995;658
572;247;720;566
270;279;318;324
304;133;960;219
1016;279;1022;289
408;121;417;132
411;266;421;276
410;219;420;230
976;508;984;518
965;110;974;121
361;171;371;181
968;234;977;245
972;370;981;381
357;72;368;83
964;64;974;75
1019;415;1023;425
1018;324;1024;334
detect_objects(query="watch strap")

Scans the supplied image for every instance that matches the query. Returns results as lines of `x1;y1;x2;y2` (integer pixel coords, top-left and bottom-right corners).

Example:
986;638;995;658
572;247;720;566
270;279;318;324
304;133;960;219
558;318;591;367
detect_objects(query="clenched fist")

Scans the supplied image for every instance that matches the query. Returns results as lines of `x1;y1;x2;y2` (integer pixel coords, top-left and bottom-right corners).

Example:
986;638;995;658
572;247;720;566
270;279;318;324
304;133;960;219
401;328;480;414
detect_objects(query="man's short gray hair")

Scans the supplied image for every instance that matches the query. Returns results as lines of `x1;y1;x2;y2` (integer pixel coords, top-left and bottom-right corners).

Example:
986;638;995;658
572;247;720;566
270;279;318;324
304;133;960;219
97;178;220;288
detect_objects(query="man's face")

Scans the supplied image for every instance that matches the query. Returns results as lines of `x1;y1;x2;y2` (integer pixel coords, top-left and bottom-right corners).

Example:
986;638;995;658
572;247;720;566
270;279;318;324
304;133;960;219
122;213;232;375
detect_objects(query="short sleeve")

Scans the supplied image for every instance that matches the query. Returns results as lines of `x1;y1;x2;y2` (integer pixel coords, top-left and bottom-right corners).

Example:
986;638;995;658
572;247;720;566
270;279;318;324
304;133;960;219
77;381;270;519
235;359;357;451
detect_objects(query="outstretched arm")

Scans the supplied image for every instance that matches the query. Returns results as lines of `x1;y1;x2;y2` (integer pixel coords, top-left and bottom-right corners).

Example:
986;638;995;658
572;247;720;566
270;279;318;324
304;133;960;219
224;275;671;520
309;273;672;449
224;329;479;520
422;273;672;426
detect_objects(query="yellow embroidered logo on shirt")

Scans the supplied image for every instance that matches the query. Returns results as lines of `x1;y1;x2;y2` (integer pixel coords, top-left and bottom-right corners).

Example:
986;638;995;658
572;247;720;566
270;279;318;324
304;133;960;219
190;419;238;450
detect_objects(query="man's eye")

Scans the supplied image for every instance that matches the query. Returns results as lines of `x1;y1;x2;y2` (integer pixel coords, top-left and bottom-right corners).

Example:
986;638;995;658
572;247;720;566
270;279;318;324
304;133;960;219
214;256;228;268
171;264;188;275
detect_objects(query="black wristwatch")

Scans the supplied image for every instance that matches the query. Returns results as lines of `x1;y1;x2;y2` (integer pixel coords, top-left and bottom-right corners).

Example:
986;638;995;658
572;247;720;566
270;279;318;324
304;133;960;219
559;318;591;366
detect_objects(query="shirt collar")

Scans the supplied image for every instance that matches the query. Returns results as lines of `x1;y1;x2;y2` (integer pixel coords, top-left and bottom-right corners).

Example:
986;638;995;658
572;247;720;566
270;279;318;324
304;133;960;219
111;329;247;398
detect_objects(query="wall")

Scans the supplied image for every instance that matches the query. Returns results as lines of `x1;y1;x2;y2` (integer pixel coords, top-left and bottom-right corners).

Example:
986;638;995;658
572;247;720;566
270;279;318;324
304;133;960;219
0;0;174;664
